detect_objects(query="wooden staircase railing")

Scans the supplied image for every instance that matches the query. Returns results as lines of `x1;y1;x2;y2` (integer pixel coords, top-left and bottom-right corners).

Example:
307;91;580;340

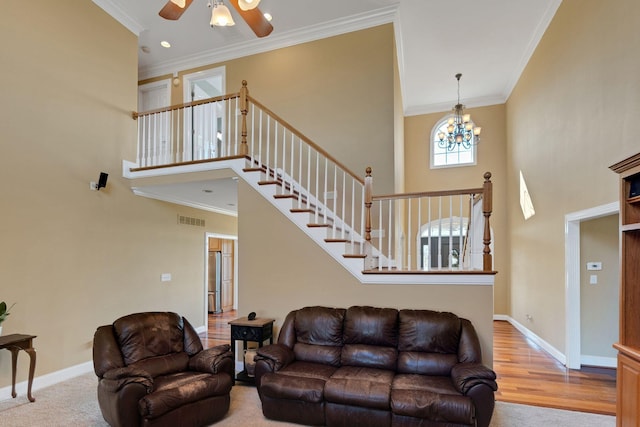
131;81;493;273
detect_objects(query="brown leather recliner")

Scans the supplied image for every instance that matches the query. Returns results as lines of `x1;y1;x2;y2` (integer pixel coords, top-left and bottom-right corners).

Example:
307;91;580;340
93;312;234;427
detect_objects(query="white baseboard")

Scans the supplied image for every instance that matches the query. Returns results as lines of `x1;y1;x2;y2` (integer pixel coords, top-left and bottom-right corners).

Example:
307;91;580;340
0;360;94;403
493;314;567;365
581;354;617;368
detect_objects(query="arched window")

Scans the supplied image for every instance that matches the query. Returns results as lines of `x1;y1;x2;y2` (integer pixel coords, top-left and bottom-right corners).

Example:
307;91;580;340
430;115;477;168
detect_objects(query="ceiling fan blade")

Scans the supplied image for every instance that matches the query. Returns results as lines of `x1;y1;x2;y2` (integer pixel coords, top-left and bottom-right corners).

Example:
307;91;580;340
159;0;194;20
228;0;274;38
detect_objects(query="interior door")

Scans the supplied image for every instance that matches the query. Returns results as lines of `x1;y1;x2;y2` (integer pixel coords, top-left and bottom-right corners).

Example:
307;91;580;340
138;80;171;165
221;239;234;312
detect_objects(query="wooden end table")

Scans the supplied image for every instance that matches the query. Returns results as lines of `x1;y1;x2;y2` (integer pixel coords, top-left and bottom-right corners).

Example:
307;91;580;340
229;317;274;384
0;334;37;402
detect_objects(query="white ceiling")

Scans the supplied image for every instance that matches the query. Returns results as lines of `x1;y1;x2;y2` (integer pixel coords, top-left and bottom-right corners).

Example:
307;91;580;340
94;0;561;215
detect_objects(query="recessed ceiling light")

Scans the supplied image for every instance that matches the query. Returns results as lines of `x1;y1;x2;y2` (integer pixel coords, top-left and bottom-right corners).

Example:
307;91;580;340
263;13;272;22
160;41;171;48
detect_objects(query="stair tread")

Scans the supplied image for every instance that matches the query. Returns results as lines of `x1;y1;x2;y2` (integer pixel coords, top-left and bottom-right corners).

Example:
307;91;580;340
344;254;366;259
325;238;349;243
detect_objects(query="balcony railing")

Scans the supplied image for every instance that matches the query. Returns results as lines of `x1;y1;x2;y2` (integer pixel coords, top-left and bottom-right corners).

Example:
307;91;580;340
132;81;493;273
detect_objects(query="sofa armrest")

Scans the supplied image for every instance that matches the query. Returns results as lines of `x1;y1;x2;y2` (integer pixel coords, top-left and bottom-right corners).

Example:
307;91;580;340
189;344;233;375
101;366;153;393
451;362;498;395
255;344;295;371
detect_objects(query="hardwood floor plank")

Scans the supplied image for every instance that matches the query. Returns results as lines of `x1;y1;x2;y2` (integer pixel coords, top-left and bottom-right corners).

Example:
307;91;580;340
493;320;616;415
200;314;616;415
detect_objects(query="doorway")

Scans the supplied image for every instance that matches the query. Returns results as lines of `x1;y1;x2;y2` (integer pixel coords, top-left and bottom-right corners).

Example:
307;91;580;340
205;232;237;331
565;201;619;369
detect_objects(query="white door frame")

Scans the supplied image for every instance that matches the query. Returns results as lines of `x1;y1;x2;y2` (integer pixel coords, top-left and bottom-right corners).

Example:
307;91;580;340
204;232;237;329
564;201;618;369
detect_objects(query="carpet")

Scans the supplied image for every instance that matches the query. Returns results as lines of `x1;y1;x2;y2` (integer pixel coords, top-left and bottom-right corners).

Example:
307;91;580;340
0;373;616;426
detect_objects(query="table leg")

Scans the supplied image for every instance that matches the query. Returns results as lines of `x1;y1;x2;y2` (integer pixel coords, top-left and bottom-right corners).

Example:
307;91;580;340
25;347;36;402
9;348;19;398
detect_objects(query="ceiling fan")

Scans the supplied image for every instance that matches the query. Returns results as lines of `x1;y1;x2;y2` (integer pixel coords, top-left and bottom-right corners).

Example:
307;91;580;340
159;0;273;38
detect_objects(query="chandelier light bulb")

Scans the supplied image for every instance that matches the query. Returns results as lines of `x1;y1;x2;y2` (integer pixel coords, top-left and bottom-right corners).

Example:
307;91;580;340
170;0;186;7
238;0;261;11
211;1;235;26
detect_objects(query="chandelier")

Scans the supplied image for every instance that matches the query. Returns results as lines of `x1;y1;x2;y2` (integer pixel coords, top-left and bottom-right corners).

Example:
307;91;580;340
209;0;235;27
437;73;481;150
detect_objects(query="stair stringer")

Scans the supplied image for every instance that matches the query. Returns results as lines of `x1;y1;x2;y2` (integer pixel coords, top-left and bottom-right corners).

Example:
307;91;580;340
124;158;494;286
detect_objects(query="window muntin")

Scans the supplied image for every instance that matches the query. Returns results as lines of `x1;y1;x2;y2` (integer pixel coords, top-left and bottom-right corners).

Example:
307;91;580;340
430;115;477;168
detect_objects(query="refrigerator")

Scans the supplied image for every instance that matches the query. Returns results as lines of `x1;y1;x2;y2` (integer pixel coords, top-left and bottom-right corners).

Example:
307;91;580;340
208;251;222;313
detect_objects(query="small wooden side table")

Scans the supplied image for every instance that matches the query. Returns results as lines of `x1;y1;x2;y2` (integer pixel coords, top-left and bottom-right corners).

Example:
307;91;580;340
0;334;37;402
229;317;274;384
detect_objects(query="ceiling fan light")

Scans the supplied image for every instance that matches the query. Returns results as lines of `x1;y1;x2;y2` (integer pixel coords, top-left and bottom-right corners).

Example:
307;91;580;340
211;3;235;26
170;0;186;7
238;0;261;11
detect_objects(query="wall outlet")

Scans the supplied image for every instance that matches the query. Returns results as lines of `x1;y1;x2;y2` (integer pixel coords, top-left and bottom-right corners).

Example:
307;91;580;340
590;274;598;285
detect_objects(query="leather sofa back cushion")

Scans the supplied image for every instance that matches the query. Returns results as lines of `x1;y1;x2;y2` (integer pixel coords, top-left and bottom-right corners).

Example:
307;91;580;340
114;312;185;365
343;306;398;347
342;344;398;370
129;352;190;378
398;310;461;354
294;342;342;366
294;306;345;347
397;351;458;375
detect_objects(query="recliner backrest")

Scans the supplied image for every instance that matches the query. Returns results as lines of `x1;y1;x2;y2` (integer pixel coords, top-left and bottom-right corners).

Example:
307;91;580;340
341;306;398;370
292;306;345;367
113;312;185;366
397;309;462;375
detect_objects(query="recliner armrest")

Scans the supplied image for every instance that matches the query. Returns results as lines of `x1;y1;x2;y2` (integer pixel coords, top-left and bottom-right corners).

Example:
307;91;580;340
451;362;498;395
101;366;153;393
255;344;295;371
189;344;233;374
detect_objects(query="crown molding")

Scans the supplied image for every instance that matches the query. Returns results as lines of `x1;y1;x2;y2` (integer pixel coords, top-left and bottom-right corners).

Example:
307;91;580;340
139;5;398;80
92;0;145;36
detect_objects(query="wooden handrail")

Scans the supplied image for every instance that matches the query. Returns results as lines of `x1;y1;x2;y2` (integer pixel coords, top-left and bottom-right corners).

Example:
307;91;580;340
132;92;241;119
373;187;485;201
247;95;365;186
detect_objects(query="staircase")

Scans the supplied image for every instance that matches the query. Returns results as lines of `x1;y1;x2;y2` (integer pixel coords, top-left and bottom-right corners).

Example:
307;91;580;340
125;81;495;285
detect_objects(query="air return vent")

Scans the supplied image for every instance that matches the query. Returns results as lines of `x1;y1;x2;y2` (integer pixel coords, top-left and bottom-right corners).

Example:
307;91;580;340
177;214;205;227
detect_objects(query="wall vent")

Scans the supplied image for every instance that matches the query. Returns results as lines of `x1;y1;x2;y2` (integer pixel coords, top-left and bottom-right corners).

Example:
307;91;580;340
178;214;205;227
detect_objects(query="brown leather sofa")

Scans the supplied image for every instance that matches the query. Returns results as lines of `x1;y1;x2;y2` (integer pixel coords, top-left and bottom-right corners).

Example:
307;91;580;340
93;312;234;427
254;306;497;427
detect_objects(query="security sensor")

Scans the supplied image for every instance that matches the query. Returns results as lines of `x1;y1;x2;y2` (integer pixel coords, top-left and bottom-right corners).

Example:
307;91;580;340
91;172;109;191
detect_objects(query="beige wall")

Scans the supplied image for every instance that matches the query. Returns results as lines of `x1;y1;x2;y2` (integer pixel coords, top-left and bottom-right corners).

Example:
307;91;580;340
580;214;619;359
237;181;495;366
506;0;639;353
142;25;396;194
403;105;509;314
0;1;237;388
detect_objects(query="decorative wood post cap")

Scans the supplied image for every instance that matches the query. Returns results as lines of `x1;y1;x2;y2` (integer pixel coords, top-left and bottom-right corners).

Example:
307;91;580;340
484;171;492;181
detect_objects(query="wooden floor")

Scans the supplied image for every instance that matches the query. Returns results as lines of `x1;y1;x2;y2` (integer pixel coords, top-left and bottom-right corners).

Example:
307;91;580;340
493;320;616;415
201;313;616;415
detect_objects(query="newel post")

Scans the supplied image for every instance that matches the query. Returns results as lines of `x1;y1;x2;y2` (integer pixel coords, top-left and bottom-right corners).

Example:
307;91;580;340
482;172;493;271
239;80;249;156
364;167;373;243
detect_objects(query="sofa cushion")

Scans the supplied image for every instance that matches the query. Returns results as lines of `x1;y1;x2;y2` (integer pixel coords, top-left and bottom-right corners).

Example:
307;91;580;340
114;312;184;365
397;352;459;376
342;344;398;371
391;374;474;425
324;366;394;410
343;306;398;347
259;361;338;404
293;307;345;366
398;310;461;353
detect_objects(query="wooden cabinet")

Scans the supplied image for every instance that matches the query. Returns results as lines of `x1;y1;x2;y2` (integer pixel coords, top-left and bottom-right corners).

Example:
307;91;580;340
610;152;640;427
